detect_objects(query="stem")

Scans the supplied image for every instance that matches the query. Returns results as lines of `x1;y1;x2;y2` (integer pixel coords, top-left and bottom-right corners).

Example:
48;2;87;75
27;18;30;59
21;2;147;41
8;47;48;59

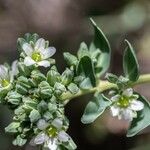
60;74;150;101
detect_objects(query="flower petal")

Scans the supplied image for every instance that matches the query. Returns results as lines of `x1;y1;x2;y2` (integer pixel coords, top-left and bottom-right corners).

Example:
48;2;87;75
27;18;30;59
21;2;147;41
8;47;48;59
37;119;49;130
111;95;120;101
58;131;70;142
34;133;48;145
22;43;33;56
35;38;45;49
52;118;63;129
47;138;57;150
130;100;144;111
24;57;36;66
122;88;133;97
41;47;56;59
0;65;9;80
37;60;50;67
110;106;119;117
122;108;133;121
10;60;18;82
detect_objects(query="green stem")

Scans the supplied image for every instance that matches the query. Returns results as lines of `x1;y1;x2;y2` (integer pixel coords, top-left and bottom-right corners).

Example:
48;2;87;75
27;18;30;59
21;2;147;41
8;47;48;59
60;74;150;101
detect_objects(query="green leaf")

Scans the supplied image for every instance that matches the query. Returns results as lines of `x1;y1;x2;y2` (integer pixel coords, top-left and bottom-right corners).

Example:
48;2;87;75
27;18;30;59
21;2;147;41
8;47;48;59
63;52;78;66
81;93;111;124
79;77;93;90
90;18;111;77
123;40;139;82
77;55;96;87
127;94;150;137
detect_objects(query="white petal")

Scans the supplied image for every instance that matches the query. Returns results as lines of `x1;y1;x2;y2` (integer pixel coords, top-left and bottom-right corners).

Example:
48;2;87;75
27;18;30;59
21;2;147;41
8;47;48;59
52;118;63;129
37;119;49;130
110;106;119;117
41;47;56;59
24;57;36;66
37;60;50;67
47;138;57;150
111;95;120;101
122;88;133;97
34;133;49;145
0;65;9;80
58;131;69;142
122;109;133;121
22;43;33;56
10;60;18;82
130;100;144;111
35;38;45;49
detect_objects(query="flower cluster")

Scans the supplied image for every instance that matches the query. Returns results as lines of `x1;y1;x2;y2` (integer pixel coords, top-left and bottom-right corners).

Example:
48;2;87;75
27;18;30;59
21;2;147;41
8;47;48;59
1;34;78;150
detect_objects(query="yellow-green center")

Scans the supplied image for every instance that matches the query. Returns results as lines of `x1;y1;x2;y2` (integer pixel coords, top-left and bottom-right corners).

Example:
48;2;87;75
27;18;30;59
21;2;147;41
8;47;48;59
47;126;58;137
1;79;10;87
117;96;130;108
32;52;42;62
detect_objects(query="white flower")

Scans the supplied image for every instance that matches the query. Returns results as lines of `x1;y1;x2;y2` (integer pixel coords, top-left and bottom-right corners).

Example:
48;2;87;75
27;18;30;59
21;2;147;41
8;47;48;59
0;61;18;88
110;88;144;121
30;118;70;150
22;38;56;67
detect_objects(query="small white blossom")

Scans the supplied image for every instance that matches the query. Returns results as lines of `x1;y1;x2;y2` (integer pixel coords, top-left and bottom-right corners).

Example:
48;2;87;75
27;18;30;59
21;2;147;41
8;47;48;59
0;61;18;88
110;88;144;121
22;38;56;67
30;118;70;150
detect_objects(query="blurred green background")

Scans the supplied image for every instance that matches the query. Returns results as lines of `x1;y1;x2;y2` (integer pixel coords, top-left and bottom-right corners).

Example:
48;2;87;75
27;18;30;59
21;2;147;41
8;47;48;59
0;0;150;149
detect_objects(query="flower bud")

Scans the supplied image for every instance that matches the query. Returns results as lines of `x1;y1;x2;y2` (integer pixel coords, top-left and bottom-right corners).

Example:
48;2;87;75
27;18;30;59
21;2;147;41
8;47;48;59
38;81;53;99
31;70;46;85
6;91;22;105
18;62;31;77
61;68;74;86
47;67;61;86
54;82;66;97
16;76;31;95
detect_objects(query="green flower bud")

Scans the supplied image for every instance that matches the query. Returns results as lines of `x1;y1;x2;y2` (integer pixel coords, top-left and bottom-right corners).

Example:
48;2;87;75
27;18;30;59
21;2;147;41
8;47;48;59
54;82;66;97
43;111;53;121
67;83;79;94
48;103;57;113
38;81;53;99
6;91;22;105
16;76;31;95
61;68;74;86
5;122;20;133
22;97;38;110
29;109;41;123
13;113;26;122
63;52;78;66
12;135;27;146
47;67;61;86
18;62;31;77
73;76;84;85
37;100;48;112
31;70;46;84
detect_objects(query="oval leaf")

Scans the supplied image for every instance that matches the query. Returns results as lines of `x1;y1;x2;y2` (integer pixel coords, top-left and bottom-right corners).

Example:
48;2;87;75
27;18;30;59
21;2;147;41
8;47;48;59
89;18;111;77
77;55;96;87
123;40;139;82
81;93;111;124
127;94;150;137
